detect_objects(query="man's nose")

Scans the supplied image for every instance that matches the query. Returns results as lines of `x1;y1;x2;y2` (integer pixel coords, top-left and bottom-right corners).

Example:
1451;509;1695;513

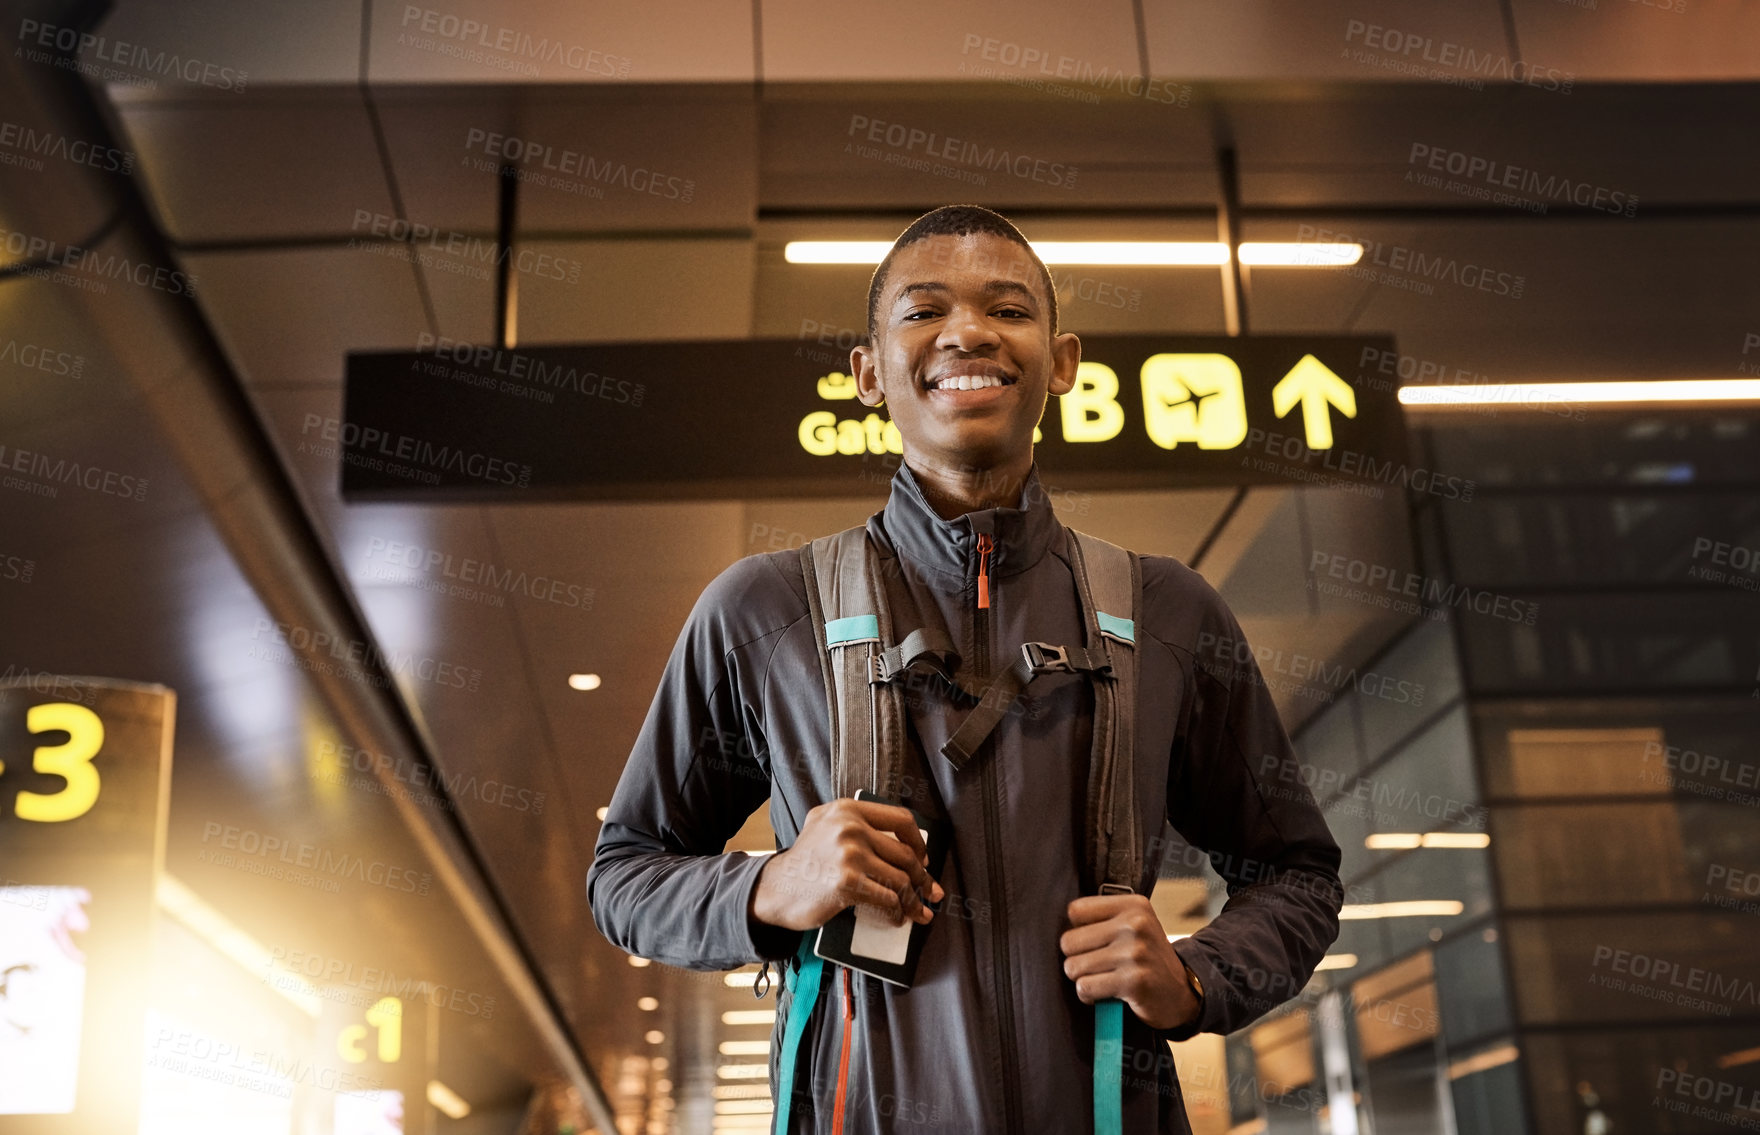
936;306;1001;352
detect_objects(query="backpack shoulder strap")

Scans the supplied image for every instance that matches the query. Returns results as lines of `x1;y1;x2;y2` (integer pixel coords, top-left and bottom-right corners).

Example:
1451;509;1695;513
1068;528;1143;895
798;527;905;800
1068;529;1143;1135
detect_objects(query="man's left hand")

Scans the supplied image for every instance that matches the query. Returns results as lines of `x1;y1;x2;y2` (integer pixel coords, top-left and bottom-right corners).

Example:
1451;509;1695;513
1060;894;1200;1031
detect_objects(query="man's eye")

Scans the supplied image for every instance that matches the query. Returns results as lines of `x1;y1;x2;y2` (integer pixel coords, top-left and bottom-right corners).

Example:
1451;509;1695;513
995;308;1029;319
903;310;939;321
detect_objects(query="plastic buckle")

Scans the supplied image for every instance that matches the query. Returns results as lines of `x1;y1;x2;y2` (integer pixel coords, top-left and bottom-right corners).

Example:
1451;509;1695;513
1022;641;1073;673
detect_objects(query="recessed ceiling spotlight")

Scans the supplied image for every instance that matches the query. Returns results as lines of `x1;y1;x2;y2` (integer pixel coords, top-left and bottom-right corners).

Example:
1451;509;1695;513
569;673;602;691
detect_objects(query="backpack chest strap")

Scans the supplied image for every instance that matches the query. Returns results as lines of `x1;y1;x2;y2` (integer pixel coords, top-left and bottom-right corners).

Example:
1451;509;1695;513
938;641;1113;770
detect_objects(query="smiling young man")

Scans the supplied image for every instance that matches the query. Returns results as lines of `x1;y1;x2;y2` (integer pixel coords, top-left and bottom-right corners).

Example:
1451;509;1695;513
588;206;1343;1133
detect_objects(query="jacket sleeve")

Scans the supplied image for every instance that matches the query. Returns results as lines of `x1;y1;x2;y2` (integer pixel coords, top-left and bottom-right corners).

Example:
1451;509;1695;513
586;558;804;970
1158;580;1344;1039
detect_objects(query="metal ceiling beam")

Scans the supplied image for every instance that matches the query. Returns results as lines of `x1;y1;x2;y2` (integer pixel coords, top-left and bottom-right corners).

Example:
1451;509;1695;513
0;3;618;1130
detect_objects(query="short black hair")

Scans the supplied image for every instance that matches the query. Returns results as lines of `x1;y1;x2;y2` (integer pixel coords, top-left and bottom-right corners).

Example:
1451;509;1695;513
865;205;1058;342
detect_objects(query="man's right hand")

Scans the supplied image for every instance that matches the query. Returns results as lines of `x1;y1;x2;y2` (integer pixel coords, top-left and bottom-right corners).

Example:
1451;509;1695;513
750;799;944;932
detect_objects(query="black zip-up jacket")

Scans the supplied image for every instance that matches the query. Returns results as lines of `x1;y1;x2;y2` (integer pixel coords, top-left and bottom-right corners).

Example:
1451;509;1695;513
589;462;1343;1133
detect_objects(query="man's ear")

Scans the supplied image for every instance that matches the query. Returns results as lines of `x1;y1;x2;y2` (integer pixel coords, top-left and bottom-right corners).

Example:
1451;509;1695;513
852;342;885;407
1046;331;1081;397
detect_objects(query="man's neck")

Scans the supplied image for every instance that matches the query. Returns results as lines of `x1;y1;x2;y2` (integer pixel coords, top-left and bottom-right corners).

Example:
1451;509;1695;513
906;453;1032;521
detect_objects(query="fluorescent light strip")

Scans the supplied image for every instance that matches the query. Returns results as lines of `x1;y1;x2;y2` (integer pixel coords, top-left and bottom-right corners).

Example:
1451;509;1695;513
719;1040;771;1056
1448;1044;1520;1081
427;1080;472;1119
724;970;760;987
722;1009;776;1026
1314;953;1359;972
783;240;1362;267
1365;832;1491;850
1718;1045;1760;1070
1338;900;1465;920
713;1085;772;1099
717;1063;771;1080
1240;241;1363;266
715;1100;776;1115
1401;379;1760;408
155;874;322;1018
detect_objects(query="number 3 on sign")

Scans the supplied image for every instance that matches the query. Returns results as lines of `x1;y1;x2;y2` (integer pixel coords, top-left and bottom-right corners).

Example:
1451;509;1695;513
2;702;104;822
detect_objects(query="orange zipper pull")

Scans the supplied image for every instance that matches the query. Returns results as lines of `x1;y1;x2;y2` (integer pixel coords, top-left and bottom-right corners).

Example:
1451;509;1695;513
976;532;992;609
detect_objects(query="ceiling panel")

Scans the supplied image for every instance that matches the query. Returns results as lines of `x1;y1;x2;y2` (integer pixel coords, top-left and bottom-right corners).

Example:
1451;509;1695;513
86;0;363;86
180;246;431;388
367;0;756;84
760;0;1139;83
1143;0;1511;83
513;237;756;343
1231;85;1760;207
1510;0;1760;81
373;84;759;237
113;89;392;244
759;86;1218;210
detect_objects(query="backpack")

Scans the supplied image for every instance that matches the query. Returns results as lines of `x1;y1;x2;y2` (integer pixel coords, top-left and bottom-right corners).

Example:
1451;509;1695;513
771;523;1143;1135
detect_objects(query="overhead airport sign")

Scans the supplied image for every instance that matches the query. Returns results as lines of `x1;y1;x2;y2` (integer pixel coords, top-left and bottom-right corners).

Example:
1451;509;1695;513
341;334;1407;500
0;678;174;1133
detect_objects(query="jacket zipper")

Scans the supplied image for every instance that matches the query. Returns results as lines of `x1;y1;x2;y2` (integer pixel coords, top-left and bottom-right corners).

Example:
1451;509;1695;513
831;966;854;1133
973;530;1024;1135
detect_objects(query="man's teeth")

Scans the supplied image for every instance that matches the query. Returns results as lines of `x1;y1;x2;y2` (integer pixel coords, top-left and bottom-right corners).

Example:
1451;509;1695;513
935;374;1005;391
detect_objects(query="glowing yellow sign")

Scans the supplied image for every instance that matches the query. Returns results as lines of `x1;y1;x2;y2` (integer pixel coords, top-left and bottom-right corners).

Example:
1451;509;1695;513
339;996;403;1064
796;354;1361;458
1140;353;1248;450
10;702;104;823
1273;354;1358;449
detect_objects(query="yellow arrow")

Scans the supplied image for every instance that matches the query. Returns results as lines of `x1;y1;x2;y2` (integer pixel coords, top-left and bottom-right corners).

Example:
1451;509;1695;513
1272;354;1357;449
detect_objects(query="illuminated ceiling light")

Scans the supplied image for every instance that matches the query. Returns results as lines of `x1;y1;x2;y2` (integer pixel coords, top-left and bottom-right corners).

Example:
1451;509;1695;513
638;997;659;1011
713;1084;772;1099
1030;241;1229;265
569;673;602;691
1366;832;1491;850
716;1063;771;1079
652;1058;669;1071
719;1040;771;1056
597;806;610;822
1421;832;1491;849
1447;1044;1520;1081
1314;954;1359;972
723;1009;776;1026
1239;241;1364;266
426;1080;472;1120
724;970;759;987
1338;901;1465;920
627;954;651;967
784;240;893;263
712;1118;774;1132
1718;1046;1760;1070
655;1079;673;1093
1165;933;1190;943
1400;379;1760;409
784;240;1362;268
715;1100;776;1115
155;874;322;1018
645;1030;665;1045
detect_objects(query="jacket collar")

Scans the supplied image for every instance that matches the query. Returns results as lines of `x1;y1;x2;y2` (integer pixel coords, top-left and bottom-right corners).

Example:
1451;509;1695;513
877;459;1062;582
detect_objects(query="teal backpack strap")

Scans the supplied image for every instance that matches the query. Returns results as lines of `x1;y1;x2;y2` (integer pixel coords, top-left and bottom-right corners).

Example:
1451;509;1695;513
772;935;824;1134
1093;997;1125;1135
1069;528;1143;1135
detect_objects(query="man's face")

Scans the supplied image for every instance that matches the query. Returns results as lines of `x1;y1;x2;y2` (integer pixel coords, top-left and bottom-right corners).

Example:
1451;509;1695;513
852;233;1079;471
